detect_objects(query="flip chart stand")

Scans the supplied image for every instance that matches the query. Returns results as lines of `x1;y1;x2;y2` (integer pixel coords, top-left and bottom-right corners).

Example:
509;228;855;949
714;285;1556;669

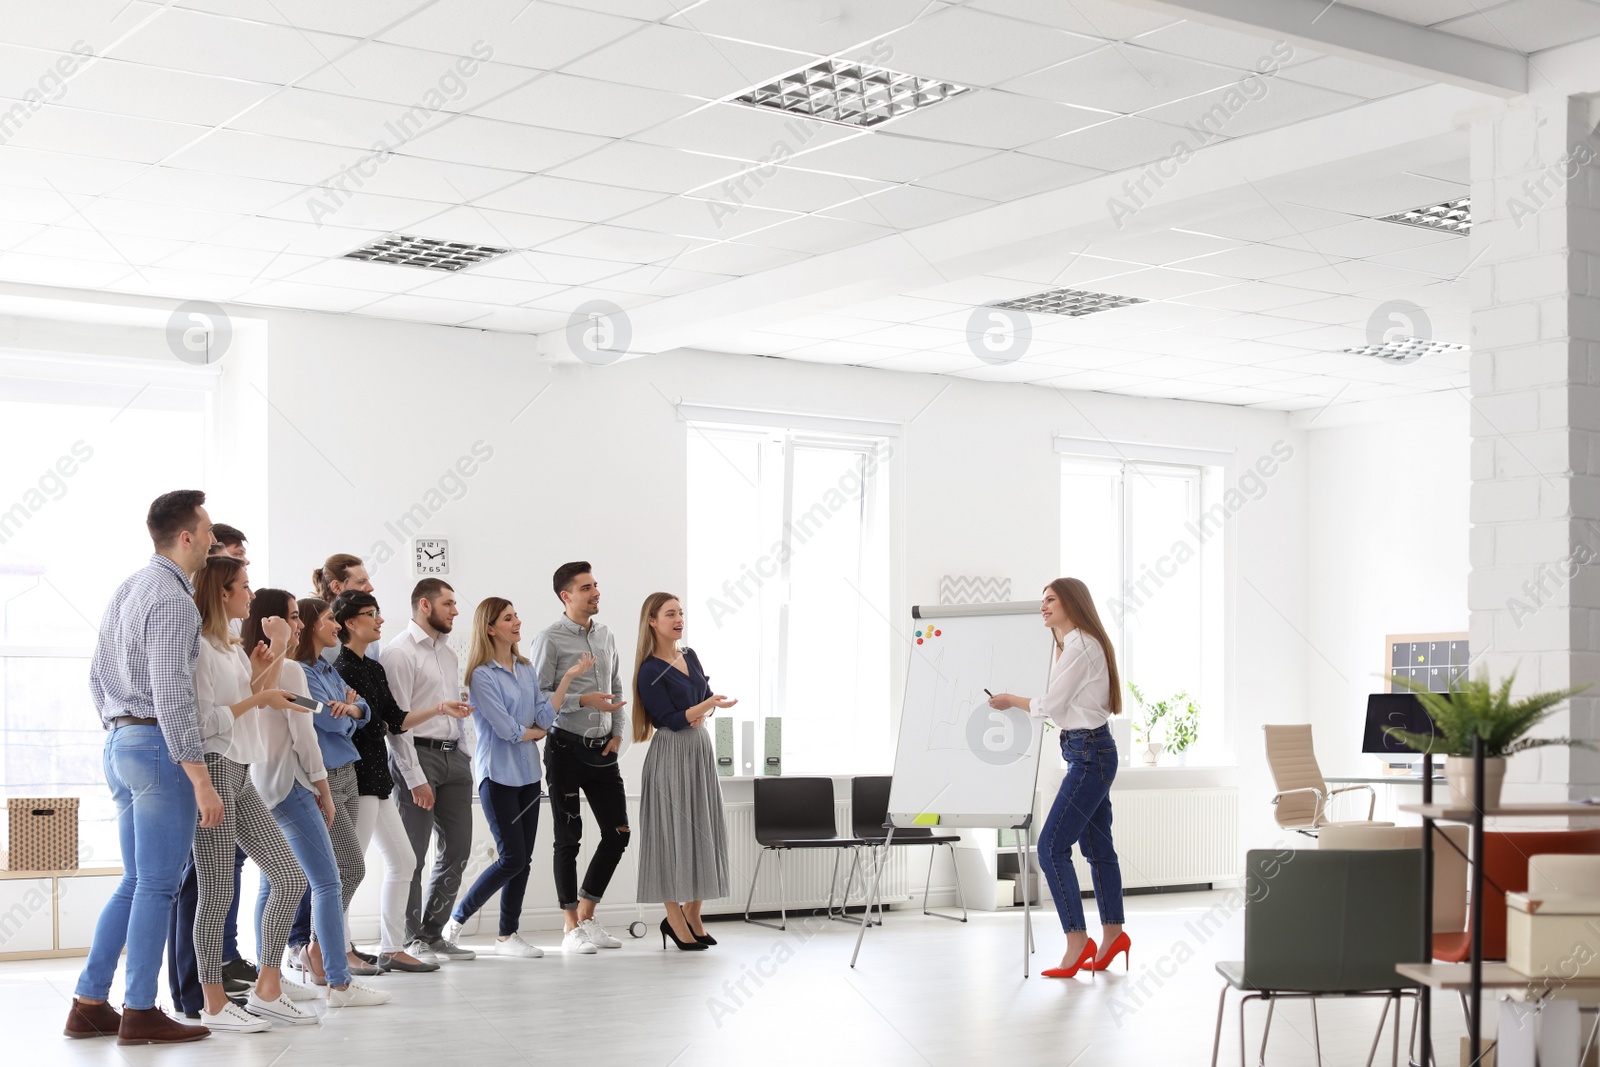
849;815;1036;976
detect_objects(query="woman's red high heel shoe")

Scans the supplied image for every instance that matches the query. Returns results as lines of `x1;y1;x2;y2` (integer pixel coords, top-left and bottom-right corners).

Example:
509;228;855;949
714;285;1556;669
1091;932;1131;971
1041;938;1097;979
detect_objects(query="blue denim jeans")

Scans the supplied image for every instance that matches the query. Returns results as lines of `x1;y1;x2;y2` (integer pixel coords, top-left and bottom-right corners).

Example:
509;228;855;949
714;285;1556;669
260;784;349;986
75;724;198;1009
453;779;541;937
1039;725;1125;934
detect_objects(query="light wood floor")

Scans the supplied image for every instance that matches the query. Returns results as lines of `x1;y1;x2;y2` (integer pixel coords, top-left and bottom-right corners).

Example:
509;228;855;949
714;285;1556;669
12;889;1464;1066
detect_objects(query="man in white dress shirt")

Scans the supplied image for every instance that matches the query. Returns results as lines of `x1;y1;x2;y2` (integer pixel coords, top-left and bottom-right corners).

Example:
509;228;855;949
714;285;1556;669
382;578;476;962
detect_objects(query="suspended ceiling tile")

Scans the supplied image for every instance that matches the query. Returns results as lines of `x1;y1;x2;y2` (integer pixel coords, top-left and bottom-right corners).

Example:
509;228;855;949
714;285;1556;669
377;0;642;70
853;6;1103;88
560;23;810;99
475;175;665;224
1021;115;1197;172
914;151;1100;200
1005;44;1241;115
470;73;702;140
633;102;857;161
885;91;1110;150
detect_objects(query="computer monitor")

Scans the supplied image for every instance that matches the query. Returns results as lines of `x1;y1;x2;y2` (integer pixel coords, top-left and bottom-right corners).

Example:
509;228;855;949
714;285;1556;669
1362;693;1443;755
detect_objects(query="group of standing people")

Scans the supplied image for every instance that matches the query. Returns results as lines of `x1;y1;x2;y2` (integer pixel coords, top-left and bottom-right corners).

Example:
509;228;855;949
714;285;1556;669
65;490;740;1045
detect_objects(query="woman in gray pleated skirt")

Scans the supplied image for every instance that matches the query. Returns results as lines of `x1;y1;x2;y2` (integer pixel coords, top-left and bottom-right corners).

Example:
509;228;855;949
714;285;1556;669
633;593;737;950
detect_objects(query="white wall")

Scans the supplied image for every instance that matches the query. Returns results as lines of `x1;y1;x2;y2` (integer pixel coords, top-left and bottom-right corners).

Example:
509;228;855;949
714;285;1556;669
1304;394;1471;780
253;306;1309;877
0;284;1317;921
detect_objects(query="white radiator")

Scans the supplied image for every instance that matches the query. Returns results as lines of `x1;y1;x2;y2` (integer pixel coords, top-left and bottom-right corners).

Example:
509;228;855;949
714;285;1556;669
1072;788;1240;889
708;800;908;916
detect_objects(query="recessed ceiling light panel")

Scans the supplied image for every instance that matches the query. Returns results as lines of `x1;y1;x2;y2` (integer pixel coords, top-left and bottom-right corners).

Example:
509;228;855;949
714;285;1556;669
735;59;971;129
1343;337;1468;364
1377;197;1470;235
343;234;511;272
988;287;1147;317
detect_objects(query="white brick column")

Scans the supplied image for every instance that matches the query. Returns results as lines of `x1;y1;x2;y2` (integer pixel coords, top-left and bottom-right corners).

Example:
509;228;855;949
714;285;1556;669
1469;91;1600;802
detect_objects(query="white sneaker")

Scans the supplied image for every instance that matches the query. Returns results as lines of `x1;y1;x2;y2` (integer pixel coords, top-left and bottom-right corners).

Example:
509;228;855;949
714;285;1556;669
246;991;319;1027
494;932;543;958
579;918;621;949
406;939;438;963
278;977;318;1003
441;918;466;948
561;926;598;954
326;980;392;1008
200;1001;272;1032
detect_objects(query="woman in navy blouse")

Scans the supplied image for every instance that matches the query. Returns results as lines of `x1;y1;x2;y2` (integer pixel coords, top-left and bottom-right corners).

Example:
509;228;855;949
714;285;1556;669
443;597;590;958
632;593;736;950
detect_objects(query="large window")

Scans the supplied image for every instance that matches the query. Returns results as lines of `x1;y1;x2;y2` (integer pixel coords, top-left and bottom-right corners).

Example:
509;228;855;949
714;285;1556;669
687;424;891;774
0;356;215;862
1061;456;1224;762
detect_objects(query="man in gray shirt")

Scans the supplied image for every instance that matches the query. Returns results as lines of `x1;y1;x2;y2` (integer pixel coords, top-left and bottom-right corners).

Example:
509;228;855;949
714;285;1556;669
528;561;630;955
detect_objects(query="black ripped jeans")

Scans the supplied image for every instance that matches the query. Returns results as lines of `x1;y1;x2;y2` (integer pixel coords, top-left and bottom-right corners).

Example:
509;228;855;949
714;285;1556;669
544;732;631;909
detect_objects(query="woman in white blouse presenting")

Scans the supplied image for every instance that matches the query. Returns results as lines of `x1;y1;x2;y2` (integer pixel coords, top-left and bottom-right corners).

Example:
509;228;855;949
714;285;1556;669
988;577;1128;979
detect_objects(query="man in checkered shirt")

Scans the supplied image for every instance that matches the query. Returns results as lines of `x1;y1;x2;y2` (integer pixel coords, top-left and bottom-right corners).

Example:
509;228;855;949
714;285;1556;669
64;490;226;1046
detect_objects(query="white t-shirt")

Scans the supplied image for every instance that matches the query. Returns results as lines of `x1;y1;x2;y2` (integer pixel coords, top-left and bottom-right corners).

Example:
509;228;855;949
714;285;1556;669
1030;629;1114;732
249;659;328;809
195;636;266;761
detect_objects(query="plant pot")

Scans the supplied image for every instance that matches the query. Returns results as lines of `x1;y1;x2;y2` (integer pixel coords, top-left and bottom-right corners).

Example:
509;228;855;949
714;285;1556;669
1138;742;1164;766
1445;755;1507;811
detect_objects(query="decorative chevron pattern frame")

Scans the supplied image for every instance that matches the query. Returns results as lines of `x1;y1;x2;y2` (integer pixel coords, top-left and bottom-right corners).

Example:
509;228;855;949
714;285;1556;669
939;575;1011;605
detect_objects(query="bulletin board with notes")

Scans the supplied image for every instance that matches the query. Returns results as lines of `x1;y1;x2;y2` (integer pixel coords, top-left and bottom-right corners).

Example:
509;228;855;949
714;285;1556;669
1386;632;1469;693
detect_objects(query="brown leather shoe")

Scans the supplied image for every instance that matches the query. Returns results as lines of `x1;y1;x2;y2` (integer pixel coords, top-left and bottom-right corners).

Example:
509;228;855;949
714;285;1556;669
117;1006;210;1045
63;998;122;1039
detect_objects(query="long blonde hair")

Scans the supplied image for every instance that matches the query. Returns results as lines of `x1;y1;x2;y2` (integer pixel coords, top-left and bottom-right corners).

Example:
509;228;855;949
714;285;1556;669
1046;577;1122;716
631;592;680;744
194;555;246;650
464;597;527;693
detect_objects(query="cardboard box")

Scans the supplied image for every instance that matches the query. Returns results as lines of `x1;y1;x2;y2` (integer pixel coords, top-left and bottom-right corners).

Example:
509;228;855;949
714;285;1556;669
1507;892;1600;979
6;798;79;872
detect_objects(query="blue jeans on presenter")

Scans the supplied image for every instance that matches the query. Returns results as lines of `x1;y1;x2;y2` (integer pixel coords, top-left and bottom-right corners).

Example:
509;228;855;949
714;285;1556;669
1040;725;1125;933
75;725;198;1010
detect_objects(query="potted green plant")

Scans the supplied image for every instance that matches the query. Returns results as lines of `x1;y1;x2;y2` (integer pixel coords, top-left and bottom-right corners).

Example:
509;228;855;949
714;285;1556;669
1384;670;1592;810
1128;685;1201;766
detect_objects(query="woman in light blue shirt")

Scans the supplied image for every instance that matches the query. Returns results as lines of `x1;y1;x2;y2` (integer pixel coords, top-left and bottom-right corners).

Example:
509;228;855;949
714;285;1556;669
442;597;590;958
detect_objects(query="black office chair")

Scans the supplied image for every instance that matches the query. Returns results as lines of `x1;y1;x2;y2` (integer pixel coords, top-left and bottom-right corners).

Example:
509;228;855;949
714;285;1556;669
842;775;968;925
743;777;865;931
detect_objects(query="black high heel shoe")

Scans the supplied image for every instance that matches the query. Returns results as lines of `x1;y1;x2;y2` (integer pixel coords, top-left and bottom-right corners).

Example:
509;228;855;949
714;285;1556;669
661;918;707;951
694;931;717;946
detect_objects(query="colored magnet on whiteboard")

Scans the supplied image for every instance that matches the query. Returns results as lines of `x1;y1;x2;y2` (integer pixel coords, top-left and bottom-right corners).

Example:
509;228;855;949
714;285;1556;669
916;638;923;644
913;813;940;826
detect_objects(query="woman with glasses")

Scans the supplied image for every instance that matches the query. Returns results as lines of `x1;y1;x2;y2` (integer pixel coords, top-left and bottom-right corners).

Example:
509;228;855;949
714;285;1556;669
242;589;390;1018
330;592;468;972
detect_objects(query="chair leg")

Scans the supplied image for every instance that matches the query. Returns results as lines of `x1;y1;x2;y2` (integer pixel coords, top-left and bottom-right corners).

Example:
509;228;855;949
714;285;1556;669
1392;993;1401;1067
743;847;788;931
1242;994;1263;1067
1259;998;1274;1067
1212;984;1229;1067
828;848;864;925
923;842;968;922
1311;998;1322;1067
1366;995;1392;1067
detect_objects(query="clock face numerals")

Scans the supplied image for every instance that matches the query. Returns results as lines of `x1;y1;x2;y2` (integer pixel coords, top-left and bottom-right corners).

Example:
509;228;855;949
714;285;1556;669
412;539;449;575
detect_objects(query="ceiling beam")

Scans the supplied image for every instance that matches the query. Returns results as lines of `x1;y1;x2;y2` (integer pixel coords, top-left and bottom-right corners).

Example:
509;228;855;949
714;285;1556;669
1120;0;1526;97
539;83;1485;360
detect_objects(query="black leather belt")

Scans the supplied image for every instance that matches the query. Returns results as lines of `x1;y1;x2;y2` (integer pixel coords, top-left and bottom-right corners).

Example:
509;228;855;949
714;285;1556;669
414;737;458;751
109;715;152;729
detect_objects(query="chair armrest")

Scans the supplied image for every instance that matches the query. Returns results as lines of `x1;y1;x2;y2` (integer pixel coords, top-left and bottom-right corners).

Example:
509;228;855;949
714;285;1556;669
1325;784;1377;821
1270;787;1327;827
